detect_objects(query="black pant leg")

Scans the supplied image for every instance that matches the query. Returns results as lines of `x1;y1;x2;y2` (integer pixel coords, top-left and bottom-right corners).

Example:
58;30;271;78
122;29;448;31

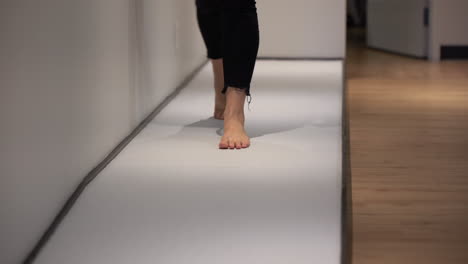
196;0;223;59
196;0;260;97
221;0;259;96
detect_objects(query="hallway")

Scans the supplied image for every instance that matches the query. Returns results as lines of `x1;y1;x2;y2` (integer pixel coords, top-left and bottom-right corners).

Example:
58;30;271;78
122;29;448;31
348;28;468;264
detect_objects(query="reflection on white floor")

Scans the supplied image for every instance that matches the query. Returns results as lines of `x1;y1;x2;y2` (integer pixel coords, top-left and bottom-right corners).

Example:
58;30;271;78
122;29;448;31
36;60;344;264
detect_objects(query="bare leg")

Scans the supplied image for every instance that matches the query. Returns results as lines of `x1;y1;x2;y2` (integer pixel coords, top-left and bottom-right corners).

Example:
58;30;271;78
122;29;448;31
211;58;226;120
219;87;250;149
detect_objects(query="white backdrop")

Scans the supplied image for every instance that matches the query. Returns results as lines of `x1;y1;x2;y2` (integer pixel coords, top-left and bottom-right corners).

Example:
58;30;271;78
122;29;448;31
0;1;345;263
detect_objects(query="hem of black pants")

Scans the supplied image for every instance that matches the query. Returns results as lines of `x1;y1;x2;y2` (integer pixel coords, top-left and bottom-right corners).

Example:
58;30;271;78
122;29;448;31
208;54;223;60
222;83;253;110
222;83;251;97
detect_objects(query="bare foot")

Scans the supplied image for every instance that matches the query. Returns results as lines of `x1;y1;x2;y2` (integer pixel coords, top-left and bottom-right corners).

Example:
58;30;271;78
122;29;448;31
219;87;250;149
219;112;250;149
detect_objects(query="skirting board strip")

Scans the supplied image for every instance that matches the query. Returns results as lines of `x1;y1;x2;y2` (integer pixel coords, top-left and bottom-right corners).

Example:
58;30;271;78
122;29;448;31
441;45;468;60
341;59;353;264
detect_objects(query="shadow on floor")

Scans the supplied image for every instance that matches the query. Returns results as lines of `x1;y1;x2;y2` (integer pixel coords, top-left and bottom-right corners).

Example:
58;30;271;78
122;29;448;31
183;117;306;138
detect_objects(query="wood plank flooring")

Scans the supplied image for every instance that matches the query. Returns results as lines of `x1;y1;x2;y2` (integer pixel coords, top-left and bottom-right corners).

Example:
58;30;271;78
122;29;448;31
347;28;468;264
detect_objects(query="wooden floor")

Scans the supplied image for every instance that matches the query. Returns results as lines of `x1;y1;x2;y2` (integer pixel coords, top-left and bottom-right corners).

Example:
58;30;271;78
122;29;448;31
347;28;468;264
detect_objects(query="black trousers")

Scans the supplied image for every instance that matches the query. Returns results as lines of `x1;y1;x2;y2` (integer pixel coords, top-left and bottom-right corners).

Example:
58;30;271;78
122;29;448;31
195;0;260;97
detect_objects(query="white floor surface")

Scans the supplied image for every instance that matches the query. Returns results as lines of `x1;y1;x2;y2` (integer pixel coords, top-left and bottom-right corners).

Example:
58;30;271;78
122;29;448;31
36;60;344;264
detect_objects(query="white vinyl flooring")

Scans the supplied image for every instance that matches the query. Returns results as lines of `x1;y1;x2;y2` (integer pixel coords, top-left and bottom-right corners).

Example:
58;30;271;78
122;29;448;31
36;60;344;264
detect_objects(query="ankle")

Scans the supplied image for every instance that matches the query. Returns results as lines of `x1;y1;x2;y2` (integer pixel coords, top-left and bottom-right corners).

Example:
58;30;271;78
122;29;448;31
224;105;244;114
223;110;244;124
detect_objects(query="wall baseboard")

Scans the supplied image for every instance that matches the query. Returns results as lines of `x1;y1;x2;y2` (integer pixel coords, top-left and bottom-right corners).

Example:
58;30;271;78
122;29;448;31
441;45;468;60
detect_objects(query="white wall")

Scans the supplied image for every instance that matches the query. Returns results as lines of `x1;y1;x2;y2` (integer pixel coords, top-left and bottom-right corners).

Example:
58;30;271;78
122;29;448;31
429;0;468;60
367;0;428;57
0;1;205;263
366;0;468;60
256;0;346;58
135;0;206;120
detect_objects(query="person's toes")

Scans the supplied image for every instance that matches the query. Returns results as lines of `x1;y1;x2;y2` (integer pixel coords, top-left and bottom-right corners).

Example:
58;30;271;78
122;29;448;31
241;141;249;148
219;137;228;149
219;143;228;149
235;140;242;149
228;139;235;149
